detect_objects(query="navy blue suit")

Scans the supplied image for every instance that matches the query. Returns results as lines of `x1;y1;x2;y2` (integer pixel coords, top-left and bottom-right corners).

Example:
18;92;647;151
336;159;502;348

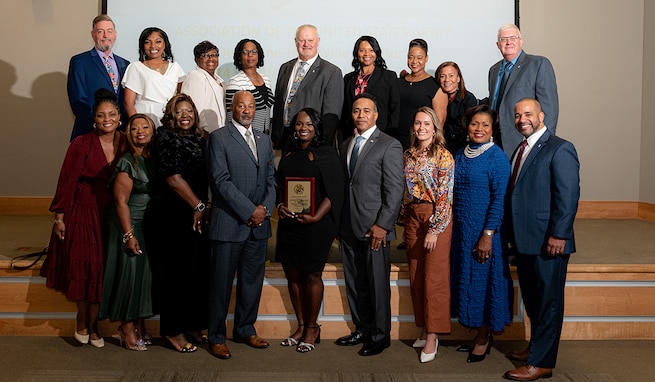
509;129;580;368
67;48;129;140
205;121;276;344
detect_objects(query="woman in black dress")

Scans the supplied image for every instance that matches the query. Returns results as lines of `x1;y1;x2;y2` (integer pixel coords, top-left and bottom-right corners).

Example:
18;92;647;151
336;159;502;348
276;108;345;353
436;61;478;155
144;94;209;353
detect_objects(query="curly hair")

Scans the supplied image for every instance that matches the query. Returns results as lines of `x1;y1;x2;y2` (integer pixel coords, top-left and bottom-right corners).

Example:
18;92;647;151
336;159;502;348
233;39;265;70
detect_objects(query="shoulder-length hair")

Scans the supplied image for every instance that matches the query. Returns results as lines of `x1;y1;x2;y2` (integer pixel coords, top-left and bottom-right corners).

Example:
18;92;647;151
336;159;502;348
160;93;205;138
351;36;388;72
436;61;469;101
410;106;446;159
138;27;174;62
125;113;156;170
288;108;326;150
233;39;265;70
463;104;500;144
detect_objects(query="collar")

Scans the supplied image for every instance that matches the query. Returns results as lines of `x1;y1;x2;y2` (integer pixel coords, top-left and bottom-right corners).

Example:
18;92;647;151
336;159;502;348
526;125;548;148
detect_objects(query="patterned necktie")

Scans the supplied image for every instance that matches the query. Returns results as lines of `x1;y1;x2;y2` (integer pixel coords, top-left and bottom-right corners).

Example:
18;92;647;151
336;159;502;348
284;61;308;125
349;136;365;175
104;53;118;92
493;61;513;110
245;129;258;161
510;140;528;190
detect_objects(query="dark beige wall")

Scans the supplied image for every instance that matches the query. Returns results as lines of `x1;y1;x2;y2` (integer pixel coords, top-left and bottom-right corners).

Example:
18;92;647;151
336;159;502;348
642;1;655;204
0;0;652;203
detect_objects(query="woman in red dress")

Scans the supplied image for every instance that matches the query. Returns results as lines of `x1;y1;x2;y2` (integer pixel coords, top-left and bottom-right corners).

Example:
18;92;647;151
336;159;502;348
41;88;126;347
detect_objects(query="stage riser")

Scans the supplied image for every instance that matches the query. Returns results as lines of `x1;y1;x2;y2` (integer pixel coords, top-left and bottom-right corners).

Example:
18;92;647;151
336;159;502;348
2;265;655;340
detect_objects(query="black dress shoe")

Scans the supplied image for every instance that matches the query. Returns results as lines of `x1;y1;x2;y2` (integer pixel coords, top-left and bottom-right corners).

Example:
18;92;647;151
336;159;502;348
358;340;390;356
336;332;367;346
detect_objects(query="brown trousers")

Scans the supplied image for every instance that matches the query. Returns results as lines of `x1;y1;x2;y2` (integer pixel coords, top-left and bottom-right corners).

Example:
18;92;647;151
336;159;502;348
404;203;452;333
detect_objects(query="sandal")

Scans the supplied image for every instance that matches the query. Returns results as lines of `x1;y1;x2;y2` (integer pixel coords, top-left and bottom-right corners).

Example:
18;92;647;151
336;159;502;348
296;324;320;353
165;335;198;353
280;324;304;347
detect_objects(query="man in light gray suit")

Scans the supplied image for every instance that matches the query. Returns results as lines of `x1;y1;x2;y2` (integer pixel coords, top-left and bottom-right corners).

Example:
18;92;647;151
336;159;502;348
335;93;404;356
206;91;276;360
487;24;559;158
272;24;344;150
503;98;579;381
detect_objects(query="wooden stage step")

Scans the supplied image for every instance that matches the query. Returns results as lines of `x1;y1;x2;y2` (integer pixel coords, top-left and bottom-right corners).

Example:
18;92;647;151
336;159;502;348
2;261;655;340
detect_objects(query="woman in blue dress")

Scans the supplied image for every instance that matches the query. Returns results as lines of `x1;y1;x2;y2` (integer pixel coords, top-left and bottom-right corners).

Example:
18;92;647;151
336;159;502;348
451;104;512;363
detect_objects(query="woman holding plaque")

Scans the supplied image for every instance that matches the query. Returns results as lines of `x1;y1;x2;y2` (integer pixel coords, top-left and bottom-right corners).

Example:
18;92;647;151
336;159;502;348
275;108;345;353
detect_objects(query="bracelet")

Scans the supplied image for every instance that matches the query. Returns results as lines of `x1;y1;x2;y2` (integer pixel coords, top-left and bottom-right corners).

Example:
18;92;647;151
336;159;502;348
122;228;135;244
483;230;495;236
54;219;64;224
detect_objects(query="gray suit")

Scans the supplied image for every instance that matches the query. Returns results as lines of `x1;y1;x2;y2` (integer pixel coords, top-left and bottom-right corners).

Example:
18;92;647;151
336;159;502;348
339;128;404;344
488;51;559;157
272;55;344;148
205;121;276;344
509;129;579;368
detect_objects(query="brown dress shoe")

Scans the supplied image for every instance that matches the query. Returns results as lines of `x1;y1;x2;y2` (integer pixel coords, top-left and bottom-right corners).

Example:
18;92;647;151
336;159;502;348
235;334;270;349
210;343;232;359
504;365;553;381
506;348;530;362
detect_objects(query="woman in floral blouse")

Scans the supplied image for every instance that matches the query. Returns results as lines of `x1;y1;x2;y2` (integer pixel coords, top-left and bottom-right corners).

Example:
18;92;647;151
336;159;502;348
401;106;454;363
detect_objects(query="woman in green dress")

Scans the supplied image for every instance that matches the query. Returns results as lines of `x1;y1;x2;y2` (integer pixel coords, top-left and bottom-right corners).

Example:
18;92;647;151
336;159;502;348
99;114;156;351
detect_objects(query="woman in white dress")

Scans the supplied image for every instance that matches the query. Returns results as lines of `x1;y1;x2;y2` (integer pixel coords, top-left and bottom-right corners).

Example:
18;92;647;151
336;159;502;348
123;27;184;126
180;40;226;133
225;39;274;134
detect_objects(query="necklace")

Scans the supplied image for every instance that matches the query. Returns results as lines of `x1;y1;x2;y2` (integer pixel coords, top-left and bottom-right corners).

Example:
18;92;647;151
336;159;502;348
145;60;167;75
464;142;494;158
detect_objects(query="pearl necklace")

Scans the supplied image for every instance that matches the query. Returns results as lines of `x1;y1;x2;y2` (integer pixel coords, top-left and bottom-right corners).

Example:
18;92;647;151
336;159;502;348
464;142;494;158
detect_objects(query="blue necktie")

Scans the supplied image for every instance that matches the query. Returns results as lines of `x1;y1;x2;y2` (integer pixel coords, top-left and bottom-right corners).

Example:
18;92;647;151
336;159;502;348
493;61;513;110
349;136;365;175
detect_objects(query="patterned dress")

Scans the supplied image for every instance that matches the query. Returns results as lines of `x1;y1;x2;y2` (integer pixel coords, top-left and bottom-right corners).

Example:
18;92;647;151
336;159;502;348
451;143;512;331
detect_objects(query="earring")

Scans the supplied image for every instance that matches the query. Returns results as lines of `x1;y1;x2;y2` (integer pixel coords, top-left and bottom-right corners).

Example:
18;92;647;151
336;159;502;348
490;136;493;142
93;123;97;129
118;121;122;126
293;132;299;140
466;135;470;141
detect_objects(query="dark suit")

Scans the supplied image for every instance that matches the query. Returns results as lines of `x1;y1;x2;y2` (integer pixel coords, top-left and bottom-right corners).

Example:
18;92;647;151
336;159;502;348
67;48;129;140
509;129;580;368
340;67;400;142
488;51;558;157
272;55;343;149
339;128;404;344
205;121;276;344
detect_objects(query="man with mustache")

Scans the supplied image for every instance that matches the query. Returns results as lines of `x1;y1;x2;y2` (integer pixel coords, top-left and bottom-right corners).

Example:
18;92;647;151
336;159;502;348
67;15;129;140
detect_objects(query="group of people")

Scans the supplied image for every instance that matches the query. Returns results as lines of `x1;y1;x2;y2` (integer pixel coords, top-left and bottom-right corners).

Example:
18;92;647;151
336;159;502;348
44;15;580;382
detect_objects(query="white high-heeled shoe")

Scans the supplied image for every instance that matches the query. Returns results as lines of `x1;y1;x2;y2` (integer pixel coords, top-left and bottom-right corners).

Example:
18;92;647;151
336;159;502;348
89;337;105;348
419;338;439;363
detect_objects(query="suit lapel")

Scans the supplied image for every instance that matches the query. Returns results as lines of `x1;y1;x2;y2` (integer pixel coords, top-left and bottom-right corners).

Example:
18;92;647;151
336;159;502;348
516;129;550;186
296;56;321;95
90;49;115;91
352;128;380;175
503;51;527;96
229;123;258;165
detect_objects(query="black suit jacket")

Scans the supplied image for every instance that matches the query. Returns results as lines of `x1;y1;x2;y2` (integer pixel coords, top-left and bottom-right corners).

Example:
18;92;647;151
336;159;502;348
340;67;400;142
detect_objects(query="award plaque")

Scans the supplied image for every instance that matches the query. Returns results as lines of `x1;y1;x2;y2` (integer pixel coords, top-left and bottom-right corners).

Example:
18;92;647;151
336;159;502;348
285;177;315;215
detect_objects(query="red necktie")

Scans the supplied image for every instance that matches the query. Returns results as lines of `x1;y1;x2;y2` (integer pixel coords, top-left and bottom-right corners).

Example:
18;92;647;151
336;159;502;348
510;140;528;190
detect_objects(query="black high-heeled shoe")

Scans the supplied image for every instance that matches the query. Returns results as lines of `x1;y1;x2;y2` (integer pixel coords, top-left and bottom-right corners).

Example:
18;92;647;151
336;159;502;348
466;335;493;363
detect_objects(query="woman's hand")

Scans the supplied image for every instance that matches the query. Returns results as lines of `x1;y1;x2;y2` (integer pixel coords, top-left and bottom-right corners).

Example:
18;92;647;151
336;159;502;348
474;235;493;264
126;236;142;255
295;213;317;225
423;233;437;251
277;204;296;220
192;209;204;233
53;220;65;241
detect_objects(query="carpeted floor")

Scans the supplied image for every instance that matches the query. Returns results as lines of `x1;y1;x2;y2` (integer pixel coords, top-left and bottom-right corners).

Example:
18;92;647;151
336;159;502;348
1;337;652;382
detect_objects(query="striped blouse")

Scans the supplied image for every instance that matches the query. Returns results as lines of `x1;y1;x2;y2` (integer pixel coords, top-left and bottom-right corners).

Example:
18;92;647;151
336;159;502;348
225;70;274;133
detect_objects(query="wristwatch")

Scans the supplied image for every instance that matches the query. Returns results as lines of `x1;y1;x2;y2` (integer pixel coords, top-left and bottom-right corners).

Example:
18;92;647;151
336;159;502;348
194;201;206;212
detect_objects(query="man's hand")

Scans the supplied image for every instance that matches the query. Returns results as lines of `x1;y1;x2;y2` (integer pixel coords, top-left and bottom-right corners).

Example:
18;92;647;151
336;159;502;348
364;224;387;251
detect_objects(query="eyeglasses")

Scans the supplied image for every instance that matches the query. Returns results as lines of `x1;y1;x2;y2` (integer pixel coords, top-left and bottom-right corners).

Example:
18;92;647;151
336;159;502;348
242;49;258;55
200;53;219;59
498;36;521;43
